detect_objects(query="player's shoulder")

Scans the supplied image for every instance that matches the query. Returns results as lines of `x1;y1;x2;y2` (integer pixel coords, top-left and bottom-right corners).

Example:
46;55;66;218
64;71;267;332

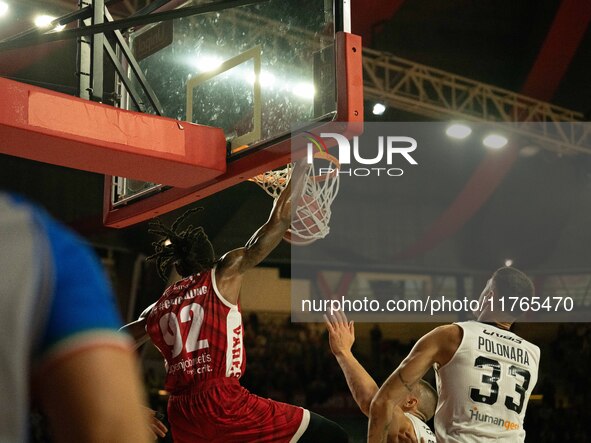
428;323;463;342
215;249;248;292
511;327;541;356
420;324;463;367
216;249;245;273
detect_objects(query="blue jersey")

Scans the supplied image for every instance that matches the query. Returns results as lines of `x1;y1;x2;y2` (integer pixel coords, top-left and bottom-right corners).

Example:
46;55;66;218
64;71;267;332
0;193;129;441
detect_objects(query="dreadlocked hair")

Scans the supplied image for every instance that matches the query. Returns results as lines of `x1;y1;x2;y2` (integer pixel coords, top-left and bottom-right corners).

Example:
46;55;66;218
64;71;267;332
146;207;215;281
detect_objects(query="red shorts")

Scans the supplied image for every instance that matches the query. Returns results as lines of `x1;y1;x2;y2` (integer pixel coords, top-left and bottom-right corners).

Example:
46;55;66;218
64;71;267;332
168;377;310;442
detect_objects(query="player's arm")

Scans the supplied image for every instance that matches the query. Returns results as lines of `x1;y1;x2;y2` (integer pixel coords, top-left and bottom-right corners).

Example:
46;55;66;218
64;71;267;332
35;346;152;443
31;213;152;442
326;311;418;441
119;302;155;349
215;159;308;303
325;311;380;416
368;324;460;443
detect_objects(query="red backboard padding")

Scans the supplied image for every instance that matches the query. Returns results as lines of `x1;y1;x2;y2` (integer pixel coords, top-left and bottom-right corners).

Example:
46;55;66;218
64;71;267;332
0;76;226;188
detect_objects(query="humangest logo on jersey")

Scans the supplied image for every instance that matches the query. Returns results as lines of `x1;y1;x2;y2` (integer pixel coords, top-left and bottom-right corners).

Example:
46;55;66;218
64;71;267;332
305;132;418;177
469;406;520;431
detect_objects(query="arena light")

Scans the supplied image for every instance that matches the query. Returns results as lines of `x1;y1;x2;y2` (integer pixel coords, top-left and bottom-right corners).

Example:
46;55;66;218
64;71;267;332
372;103;386;115
34;14;65;31
292;82;315;100
483;134;508;149
34;14;55;28
445;123;472;139
0;1;9;17
259;70;275;87
195;55;223;72
246;70;276;88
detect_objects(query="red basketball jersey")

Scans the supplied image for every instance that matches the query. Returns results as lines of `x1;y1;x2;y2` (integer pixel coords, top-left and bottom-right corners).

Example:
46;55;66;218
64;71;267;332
146;267;245;393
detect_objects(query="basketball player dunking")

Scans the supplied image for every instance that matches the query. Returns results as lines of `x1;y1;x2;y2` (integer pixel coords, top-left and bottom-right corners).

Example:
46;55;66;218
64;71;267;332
368;267;541;443
123;160;349;443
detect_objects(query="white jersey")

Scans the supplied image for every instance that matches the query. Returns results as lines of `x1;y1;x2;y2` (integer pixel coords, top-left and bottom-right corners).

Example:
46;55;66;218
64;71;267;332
434;321;540;442
406;413;436;443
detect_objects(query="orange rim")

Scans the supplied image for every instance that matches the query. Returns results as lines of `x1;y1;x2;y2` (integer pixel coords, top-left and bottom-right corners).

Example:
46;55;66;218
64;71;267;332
248;151;340;186
309;151;340;183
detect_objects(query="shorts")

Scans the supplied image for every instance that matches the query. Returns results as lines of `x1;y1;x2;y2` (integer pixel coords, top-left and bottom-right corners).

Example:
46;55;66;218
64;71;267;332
168;377;310;442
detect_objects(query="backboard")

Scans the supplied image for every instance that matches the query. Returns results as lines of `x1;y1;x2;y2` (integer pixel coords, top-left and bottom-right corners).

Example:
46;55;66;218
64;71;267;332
104;0;363;227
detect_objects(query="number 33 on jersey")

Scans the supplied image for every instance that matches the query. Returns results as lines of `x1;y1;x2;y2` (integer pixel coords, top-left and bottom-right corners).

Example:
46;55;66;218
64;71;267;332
435;321;540;442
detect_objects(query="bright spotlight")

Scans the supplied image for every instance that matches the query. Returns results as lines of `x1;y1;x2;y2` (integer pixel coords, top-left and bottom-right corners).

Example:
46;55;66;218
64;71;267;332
248;70;276;87
446;123;472;139
34;15;65;31
259;70;275;87
292;82;315;99
34;14;57;28
196;55;223;72
372;103;386;115
0;1;9;17
504;259;514;267
483;134;508;149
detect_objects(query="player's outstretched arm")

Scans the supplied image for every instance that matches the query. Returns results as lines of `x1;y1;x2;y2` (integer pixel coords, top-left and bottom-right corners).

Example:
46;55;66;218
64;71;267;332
325;310;380;416
327;311;420;441
368;324;460;443
216;159;308;303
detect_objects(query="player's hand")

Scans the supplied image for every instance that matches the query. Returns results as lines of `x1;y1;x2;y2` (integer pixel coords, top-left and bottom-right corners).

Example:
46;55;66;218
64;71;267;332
144;407;168;439
324;309;355;356
289;157;311;199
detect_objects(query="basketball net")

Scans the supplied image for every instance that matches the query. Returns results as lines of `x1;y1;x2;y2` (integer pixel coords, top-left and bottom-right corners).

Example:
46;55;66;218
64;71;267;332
249;164;293;200
249;152;340;245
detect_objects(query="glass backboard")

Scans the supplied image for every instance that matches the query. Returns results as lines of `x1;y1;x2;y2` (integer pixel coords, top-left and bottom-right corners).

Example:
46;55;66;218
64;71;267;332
111;0;343;209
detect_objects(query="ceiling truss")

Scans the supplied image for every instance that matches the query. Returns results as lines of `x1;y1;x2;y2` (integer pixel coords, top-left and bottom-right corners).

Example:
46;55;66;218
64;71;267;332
363;47;590;156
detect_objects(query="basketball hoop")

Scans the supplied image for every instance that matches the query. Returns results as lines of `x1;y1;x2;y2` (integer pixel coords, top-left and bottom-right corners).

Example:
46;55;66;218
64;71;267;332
249;164;293;200
285;152;340;245
249;152;340;246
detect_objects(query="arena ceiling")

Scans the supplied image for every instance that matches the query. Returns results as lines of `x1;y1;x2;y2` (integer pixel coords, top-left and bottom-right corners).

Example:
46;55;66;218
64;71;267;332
0;0;590;274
